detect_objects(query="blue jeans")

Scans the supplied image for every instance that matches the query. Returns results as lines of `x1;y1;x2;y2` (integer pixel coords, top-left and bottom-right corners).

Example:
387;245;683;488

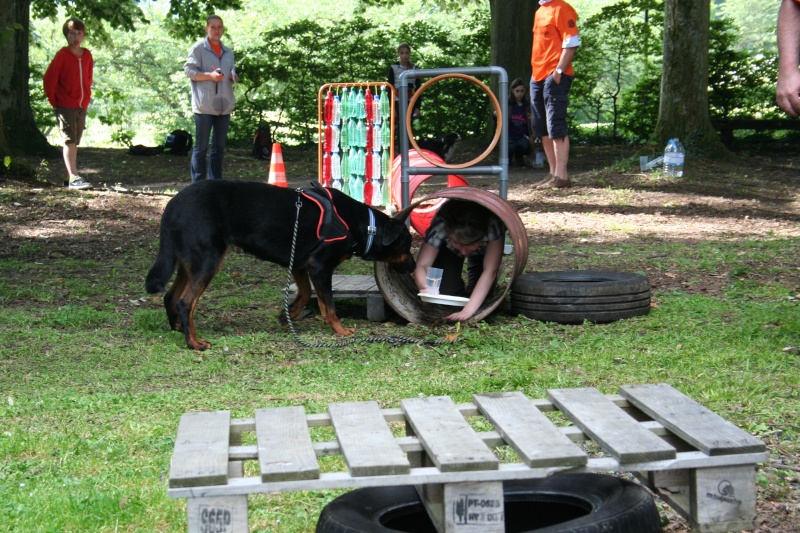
508;136;531;163
191;113;231;182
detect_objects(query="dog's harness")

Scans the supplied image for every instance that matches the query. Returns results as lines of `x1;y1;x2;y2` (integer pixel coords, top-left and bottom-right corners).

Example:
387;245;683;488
300;182;377;257
300;182;350;244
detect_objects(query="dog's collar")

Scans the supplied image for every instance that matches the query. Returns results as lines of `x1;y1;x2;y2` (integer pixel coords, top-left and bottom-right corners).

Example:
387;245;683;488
363;209;377;257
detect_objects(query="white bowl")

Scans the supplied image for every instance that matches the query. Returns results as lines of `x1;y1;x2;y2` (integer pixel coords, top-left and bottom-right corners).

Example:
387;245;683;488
418;293;470;307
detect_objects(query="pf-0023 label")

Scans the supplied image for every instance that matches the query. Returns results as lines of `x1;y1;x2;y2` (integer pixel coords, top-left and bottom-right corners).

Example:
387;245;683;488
452;495;505;526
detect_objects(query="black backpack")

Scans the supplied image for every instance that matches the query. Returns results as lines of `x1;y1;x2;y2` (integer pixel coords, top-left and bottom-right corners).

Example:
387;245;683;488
252;124;273;160
164;129;193;156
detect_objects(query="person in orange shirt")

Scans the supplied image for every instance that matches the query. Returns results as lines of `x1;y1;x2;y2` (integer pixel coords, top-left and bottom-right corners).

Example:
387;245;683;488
777;0;800;116
43;17;94;190
529;0;580;189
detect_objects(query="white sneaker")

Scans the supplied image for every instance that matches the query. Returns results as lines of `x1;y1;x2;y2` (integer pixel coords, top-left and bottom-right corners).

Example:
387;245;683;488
69;177;93;190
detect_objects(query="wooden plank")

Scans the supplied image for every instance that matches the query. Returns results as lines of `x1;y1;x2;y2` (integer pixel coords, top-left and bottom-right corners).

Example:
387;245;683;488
351;274;378;289
170;411;231;488
333;275;374;292
619;384;766;456
328;401;410;477
474;392;587;468
255;406;320;482
401;396;498;473
289;275;380;297
330;275;356;291
548;388;676;463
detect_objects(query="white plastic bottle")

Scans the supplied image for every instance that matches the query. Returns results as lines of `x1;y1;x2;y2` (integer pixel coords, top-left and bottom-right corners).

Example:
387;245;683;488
663;138;685;177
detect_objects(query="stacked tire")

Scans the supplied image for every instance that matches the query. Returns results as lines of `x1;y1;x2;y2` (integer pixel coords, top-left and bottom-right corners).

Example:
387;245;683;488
511;271;651;324
315;474;663;532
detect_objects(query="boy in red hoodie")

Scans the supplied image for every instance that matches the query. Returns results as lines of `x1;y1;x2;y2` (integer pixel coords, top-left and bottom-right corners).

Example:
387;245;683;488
43;17;94;190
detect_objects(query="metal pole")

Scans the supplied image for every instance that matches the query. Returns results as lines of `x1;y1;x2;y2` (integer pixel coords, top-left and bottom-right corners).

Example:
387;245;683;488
397;71;411;209
397;66;509;207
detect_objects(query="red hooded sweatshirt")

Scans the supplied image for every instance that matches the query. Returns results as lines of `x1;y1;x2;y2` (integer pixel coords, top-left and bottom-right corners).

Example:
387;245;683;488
43;47;94;110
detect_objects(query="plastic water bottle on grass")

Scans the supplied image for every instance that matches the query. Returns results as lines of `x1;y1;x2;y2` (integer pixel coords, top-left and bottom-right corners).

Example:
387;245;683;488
663;138;685;177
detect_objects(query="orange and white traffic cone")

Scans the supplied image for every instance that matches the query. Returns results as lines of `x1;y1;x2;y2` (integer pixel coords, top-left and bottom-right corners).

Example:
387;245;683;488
268;143;287;187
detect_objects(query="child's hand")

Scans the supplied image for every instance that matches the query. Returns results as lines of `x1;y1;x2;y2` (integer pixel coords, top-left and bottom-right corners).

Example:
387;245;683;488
446;308;473;322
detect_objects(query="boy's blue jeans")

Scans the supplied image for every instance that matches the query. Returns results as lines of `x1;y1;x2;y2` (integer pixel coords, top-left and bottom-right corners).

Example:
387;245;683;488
191;113;231;182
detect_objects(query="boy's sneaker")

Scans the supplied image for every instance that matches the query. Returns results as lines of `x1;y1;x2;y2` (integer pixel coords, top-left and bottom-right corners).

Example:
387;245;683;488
68;177;93;190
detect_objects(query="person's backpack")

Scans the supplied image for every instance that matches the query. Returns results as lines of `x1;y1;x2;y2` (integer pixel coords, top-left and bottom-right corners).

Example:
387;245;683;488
252;124;273;160
164;129;193;156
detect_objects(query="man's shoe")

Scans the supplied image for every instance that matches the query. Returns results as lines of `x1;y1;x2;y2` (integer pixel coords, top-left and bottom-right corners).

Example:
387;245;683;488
552;177;572;188
68;177;93;190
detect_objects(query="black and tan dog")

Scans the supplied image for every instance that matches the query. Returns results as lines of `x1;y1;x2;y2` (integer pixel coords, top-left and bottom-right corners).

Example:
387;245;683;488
417;132;461;162
145;180;414;350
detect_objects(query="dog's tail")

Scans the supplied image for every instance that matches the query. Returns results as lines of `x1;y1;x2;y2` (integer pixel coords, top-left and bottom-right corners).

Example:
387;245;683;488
145;227;176;294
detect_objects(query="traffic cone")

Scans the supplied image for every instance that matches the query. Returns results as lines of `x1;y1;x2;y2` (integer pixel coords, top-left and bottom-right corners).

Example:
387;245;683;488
268;143;287;187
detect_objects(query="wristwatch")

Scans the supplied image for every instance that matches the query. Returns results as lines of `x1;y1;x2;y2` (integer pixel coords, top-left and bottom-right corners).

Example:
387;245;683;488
555;68;563;75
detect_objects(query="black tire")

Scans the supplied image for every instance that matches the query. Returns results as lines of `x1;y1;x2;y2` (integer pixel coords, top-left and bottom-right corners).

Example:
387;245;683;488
511;271;651;324
510;291;651;306
316;474;662;533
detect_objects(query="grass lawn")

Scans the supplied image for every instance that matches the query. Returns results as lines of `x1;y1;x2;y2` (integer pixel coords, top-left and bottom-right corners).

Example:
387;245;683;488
2;143;799;531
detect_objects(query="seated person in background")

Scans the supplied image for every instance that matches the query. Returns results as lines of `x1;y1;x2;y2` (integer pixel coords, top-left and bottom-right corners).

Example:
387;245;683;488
507;78;532;166
388;43;422;118
414;200;505;322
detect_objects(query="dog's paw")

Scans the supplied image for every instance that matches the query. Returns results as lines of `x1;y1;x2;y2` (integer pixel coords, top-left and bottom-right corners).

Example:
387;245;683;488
188;338;212;351
335;326;356;337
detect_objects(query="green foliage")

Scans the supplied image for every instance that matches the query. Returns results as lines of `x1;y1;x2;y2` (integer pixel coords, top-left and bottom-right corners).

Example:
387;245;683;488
708;18;778;120
30;0;239;44
164;0;243;41
92;86;134;147
575;3;782;143
24;0;787;147
617;61;661;144
232;7;491;145
571;0;663;142
31;0;148;43
235;17;394;145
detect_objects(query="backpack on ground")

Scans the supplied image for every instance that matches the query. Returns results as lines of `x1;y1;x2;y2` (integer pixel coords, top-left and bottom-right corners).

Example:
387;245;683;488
164;129;193;156
252;124;273;160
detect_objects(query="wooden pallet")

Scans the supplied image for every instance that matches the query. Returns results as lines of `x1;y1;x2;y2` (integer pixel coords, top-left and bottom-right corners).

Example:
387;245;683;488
286;274;386;321
168;384;767;533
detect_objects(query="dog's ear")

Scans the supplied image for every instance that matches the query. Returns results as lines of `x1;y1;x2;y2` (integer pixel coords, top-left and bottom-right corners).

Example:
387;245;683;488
381;218;409;246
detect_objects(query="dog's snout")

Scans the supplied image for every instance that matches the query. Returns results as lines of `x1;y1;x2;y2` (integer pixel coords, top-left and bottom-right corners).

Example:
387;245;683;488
388;253;416;273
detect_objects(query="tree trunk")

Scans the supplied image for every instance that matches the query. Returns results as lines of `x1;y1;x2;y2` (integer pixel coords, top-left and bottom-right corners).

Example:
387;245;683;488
488;0;536;140
490;0;536;85
489;0;536;111
0;0;56;161
654;0;727;158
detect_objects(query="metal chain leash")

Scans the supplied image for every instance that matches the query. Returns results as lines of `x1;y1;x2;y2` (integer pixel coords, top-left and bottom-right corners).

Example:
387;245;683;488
283;189;454;348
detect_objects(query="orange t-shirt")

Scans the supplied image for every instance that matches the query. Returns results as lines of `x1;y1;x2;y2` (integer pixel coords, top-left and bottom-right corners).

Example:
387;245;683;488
531;0;580;82
210;41;222;59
